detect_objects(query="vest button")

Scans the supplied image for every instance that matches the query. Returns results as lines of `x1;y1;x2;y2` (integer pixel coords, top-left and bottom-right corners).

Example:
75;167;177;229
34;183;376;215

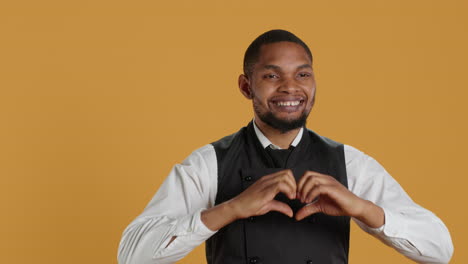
248;216;255;222
306;260;313;264
249;257;259;263
244;176;252;181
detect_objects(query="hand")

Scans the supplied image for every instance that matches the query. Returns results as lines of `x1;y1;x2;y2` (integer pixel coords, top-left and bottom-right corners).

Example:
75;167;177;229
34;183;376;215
202;169;383;231
295;171;370;221
230;169;297;219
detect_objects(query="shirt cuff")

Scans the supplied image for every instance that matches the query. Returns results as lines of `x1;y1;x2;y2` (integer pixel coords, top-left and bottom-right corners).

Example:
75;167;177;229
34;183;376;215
381;208;401;237
359;207;422;256
365;223;385;234
174;208;217;238
155;208;218;259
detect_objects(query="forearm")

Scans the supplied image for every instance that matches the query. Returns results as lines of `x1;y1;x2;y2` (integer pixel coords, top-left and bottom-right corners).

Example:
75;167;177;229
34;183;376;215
344;145;453;263
118;215;179;264
355;207;453;263
117;145;219;263
201;200;239;231
118;209;216;264
354;200;385;228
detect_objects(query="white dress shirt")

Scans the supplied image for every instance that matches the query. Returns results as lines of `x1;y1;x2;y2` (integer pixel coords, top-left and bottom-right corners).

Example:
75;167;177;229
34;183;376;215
118;123;453;264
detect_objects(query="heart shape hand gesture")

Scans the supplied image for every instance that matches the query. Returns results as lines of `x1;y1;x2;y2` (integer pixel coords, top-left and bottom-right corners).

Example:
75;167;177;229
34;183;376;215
230;169;384;225
201;169;384;231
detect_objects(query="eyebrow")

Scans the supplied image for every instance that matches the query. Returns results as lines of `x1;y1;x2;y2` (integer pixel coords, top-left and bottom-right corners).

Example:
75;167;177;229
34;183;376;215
297;64;312;70
263;64;281;70
263;64;312;71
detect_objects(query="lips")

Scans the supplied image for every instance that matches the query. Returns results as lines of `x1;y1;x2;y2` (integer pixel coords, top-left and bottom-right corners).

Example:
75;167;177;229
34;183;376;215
274;100;301;107
270;97;305;113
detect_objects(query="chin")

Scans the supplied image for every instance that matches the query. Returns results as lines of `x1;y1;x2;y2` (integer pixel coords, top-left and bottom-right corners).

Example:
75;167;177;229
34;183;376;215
259;111;308;134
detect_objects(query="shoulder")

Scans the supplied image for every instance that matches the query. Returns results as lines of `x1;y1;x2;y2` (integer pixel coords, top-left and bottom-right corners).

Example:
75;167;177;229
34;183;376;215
343;144;369;164
343;144;384;171
211;127;246;150
210;127;248;164
192;143;216;158
182;127;247;169
306;129;343;150
305;130;347;165
180;144;216;170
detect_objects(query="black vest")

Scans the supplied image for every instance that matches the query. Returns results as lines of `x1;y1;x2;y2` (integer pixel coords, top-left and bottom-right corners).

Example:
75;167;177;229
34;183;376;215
206;121;350;264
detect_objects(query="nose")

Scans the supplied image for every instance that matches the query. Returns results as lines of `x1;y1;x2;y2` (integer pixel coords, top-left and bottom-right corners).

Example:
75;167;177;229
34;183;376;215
278;77;299;93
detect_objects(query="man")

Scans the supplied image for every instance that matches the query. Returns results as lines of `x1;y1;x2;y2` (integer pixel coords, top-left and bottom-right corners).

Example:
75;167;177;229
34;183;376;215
118;30;453;264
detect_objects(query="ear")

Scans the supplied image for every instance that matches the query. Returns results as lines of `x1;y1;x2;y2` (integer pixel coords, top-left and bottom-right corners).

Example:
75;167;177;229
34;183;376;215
238;74;252;99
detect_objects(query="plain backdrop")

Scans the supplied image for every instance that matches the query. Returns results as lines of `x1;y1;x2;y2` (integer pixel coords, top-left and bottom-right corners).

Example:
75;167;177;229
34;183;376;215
1;0;466;263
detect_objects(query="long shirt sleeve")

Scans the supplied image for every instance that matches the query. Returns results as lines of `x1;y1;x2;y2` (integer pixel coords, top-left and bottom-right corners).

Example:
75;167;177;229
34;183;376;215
118;142;453;264
345;145;454;263
117;144;218;264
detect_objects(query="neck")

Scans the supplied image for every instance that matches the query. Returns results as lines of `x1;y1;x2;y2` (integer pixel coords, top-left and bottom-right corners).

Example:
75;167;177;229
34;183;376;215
254;118;302;149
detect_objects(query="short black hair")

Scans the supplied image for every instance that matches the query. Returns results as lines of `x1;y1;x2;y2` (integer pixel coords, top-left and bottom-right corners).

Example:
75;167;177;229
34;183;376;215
243;29;313;77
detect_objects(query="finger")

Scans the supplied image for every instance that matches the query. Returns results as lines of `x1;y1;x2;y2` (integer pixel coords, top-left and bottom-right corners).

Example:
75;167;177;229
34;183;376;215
280;170;297;199
278;169;297;195
262;180;296;200
303;184;326;204
268;170;297;199
299;174;335;202
299;176;325;203
266;169;293;180
298;171;333;191
297;171;322;197
295;202;321;221
297;174;313;202
263;200;294;218
264;170;295;188
297;171;312;193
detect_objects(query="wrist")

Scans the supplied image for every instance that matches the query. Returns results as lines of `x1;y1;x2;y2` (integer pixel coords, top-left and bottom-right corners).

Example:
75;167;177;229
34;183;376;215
354;199;372;218
224;198;243;220
201;200;240;231
355;200;385;228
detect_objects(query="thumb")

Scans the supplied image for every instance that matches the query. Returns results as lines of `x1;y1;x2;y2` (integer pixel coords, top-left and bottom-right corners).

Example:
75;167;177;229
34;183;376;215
295;202;321;221
262;200;294;218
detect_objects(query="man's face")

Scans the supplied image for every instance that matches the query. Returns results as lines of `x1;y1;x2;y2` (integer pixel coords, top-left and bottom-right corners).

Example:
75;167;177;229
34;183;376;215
244;41;316;133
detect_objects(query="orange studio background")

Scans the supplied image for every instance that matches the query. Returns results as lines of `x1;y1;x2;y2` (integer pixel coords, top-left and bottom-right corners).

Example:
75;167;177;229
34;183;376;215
1;0;466;263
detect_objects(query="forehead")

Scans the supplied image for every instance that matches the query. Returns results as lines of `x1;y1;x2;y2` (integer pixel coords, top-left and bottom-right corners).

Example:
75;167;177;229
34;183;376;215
256;41;312;67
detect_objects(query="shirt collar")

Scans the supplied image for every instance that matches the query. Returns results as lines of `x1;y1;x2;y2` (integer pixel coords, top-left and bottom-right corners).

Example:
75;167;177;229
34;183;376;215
252;119;304;150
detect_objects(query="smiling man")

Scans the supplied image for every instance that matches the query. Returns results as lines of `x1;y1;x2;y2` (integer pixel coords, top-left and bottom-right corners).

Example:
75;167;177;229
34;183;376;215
118;30;453;264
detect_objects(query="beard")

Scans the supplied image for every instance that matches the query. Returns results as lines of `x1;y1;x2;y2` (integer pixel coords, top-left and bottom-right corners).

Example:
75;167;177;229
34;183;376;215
255;106;309;134
251;89;315;134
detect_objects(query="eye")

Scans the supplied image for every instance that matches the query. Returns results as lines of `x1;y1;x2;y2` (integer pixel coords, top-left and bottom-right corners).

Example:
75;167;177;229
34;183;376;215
297;72;311;78
263;73;279;79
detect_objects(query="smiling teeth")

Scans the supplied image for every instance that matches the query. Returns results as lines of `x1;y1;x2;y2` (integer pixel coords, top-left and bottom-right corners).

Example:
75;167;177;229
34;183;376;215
276;101;300;106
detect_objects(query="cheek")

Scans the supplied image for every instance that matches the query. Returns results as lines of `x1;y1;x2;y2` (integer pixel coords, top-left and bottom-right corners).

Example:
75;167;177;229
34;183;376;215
305;88;316;108
252;95;268;109
250;87;269;104
309;86;316;100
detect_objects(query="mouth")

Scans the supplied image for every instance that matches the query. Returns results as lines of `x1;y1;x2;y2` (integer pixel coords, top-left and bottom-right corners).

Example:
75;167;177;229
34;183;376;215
274;100;302;106
269;98;305;113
